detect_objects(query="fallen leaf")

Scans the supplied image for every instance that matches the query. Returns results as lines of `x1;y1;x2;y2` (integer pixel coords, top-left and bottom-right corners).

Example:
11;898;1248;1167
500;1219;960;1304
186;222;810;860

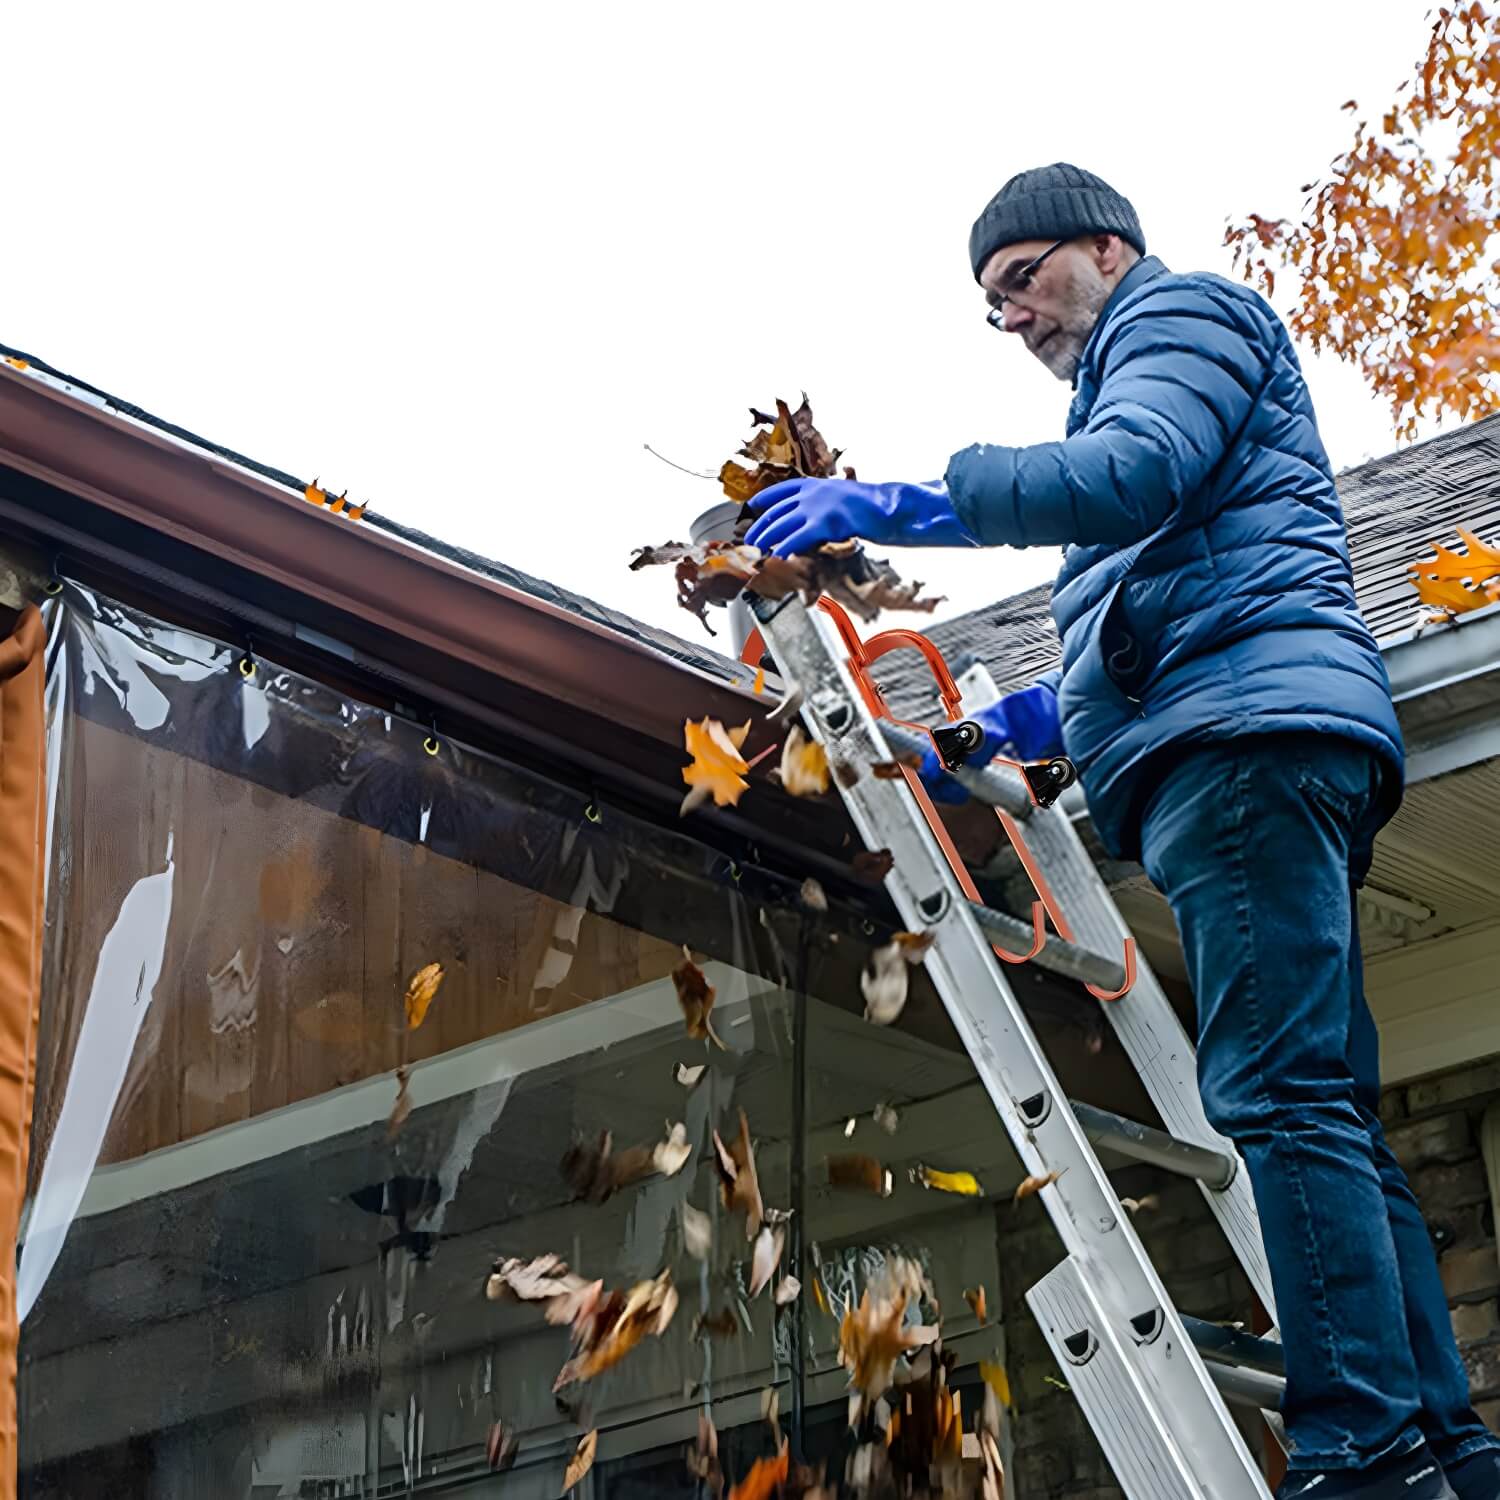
965;1285;988;1322
775;1276;802;1306
486;1254;586;1304
911;1164;983;1197
728;1442;789;1500
753;665;766;695
739;416;798;468
838;1261;940;1396
681;718;752;813
799;877;828;912
720;458;797;506
870;758;920;779
712;1109;765;1237
892;931;936;959
861;941;910;1025
387;1067;412;1139
682;1202;712;1260
486;1420;519;1472
562;1430;597;1492
850;848;895;885
675;1061;707;1088
844;1117;858;1138
779;725;831;797
811;1275;830;1316
1121;1192;1161;1215
555;1268;678;1388
873;1101;899;1135
749;1222;786;1298
692;1306;739;1339
304;479;326;505
686;1411;723;1494
979;1358;1013;1409
832;756;861;788
827;1154;892;1196
761;1384;782;1447
404;962;445;1029
673;948;726;1048
653;1121;693;1177
1013;1169;1065;1205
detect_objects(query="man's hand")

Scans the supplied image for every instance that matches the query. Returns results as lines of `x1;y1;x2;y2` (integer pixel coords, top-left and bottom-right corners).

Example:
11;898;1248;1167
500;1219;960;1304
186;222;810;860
917;684;1063;805
745;477;979;557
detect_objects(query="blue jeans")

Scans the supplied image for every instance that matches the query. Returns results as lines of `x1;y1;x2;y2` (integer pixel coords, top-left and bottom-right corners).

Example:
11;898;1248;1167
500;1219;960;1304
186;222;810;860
1138;735;1498;1473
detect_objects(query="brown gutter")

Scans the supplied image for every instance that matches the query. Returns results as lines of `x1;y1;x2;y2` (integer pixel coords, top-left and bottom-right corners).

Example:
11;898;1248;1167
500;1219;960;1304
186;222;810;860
0;362;760;748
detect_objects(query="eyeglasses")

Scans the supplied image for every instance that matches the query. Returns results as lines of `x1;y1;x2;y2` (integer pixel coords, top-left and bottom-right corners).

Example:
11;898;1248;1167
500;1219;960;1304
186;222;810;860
985;239;1068;330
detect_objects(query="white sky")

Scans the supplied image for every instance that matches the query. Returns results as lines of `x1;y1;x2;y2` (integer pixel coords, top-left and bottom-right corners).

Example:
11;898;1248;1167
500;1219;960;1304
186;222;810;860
7;2;1446;645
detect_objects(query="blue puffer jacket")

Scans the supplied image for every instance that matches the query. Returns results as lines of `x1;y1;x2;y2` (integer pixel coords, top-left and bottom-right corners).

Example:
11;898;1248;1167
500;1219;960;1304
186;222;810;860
944;255;1403;860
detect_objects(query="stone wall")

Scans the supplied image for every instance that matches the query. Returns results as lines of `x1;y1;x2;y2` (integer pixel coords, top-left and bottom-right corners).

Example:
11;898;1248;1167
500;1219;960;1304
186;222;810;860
997;1055;1500;1498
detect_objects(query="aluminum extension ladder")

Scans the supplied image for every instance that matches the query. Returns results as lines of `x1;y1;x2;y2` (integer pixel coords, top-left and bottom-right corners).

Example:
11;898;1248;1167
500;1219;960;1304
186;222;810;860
744;591;1289;1500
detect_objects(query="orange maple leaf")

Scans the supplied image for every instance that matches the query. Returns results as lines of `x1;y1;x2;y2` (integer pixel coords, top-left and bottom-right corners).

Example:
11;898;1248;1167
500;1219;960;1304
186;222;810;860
681;717;751;814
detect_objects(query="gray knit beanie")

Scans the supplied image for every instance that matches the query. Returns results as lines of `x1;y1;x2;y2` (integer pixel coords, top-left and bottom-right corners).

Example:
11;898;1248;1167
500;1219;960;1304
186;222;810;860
969;163;1145;281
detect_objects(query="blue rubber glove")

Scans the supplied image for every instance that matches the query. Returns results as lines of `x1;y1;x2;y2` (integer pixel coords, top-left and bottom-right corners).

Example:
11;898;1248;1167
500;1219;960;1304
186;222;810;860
744;477;977;558
918;684;1063;805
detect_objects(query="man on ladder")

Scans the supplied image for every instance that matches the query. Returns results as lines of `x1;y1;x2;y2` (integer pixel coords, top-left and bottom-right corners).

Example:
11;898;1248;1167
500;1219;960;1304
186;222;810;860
745;163;1500;1500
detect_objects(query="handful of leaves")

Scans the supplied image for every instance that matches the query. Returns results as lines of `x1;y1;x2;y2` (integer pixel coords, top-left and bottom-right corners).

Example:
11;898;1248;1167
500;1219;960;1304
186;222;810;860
632;397;943;633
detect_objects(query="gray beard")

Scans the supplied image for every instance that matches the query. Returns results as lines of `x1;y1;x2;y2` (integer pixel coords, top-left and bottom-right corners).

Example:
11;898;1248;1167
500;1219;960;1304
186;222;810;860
1034;262;1113;382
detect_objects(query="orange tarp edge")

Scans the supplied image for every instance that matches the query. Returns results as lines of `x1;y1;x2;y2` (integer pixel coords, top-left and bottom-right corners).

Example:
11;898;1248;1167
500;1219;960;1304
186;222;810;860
0;605;45;1497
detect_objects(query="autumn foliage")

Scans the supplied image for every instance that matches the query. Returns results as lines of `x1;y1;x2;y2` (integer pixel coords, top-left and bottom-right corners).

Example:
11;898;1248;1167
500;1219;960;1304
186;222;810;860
1225;3;1500;438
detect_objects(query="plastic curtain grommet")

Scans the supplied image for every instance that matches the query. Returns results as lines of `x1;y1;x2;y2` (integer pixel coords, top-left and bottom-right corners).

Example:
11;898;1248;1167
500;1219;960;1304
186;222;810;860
238;655;256;681
727;861;742;884
42;579;63;598
583;802;602;825
423;734;441;757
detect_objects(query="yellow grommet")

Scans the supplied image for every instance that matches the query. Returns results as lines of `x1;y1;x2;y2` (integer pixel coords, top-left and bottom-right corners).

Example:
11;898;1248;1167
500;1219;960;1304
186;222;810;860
423;735;441;757
583;802;602;824
43;579;63;597
238;656;256;681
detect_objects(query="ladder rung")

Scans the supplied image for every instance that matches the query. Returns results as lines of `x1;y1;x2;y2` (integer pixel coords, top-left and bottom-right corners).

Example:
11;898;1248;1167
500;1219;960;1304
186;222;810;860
1199;1357;1287;1413
1181;1317;1284;1377
881;724;1035;820
967;898;1129;992
1071;1102;1238;1191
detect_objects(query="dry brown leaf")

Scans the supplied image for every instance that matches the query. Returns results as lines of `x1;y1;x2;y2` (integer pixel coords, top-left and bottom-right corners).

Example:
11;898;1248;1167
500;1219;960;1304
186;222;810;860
562;1430;597;1492
799;877;829;912
739;417;798;468
673;947;725;1048
681;718;752;814
387;1067;412;1140
712;1109;765;1237
872;1101;899;1135
827;1154;892;1196
965;1285;988;1323
775;1275;802;1307
749;1222;786;1298
720;458;798;506
870;758;919;779
485;1253;591;1306
753;665;766;695
562;1122;691;1202
686;1411;723;1495
728;1442;789;1500
779;725;831;797
404;962;445;1029
892;931;936;959
831;756;861;788
761;1384;782;1448
486;1420;519;1472
1013;1169;1065;1205
675;1061;707;1088
838;1273;940;1396
554;1269;678;1388
692;1306;739;1340
850;848;895;885
682;1202;712;1260
1121;1193;1161;1216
